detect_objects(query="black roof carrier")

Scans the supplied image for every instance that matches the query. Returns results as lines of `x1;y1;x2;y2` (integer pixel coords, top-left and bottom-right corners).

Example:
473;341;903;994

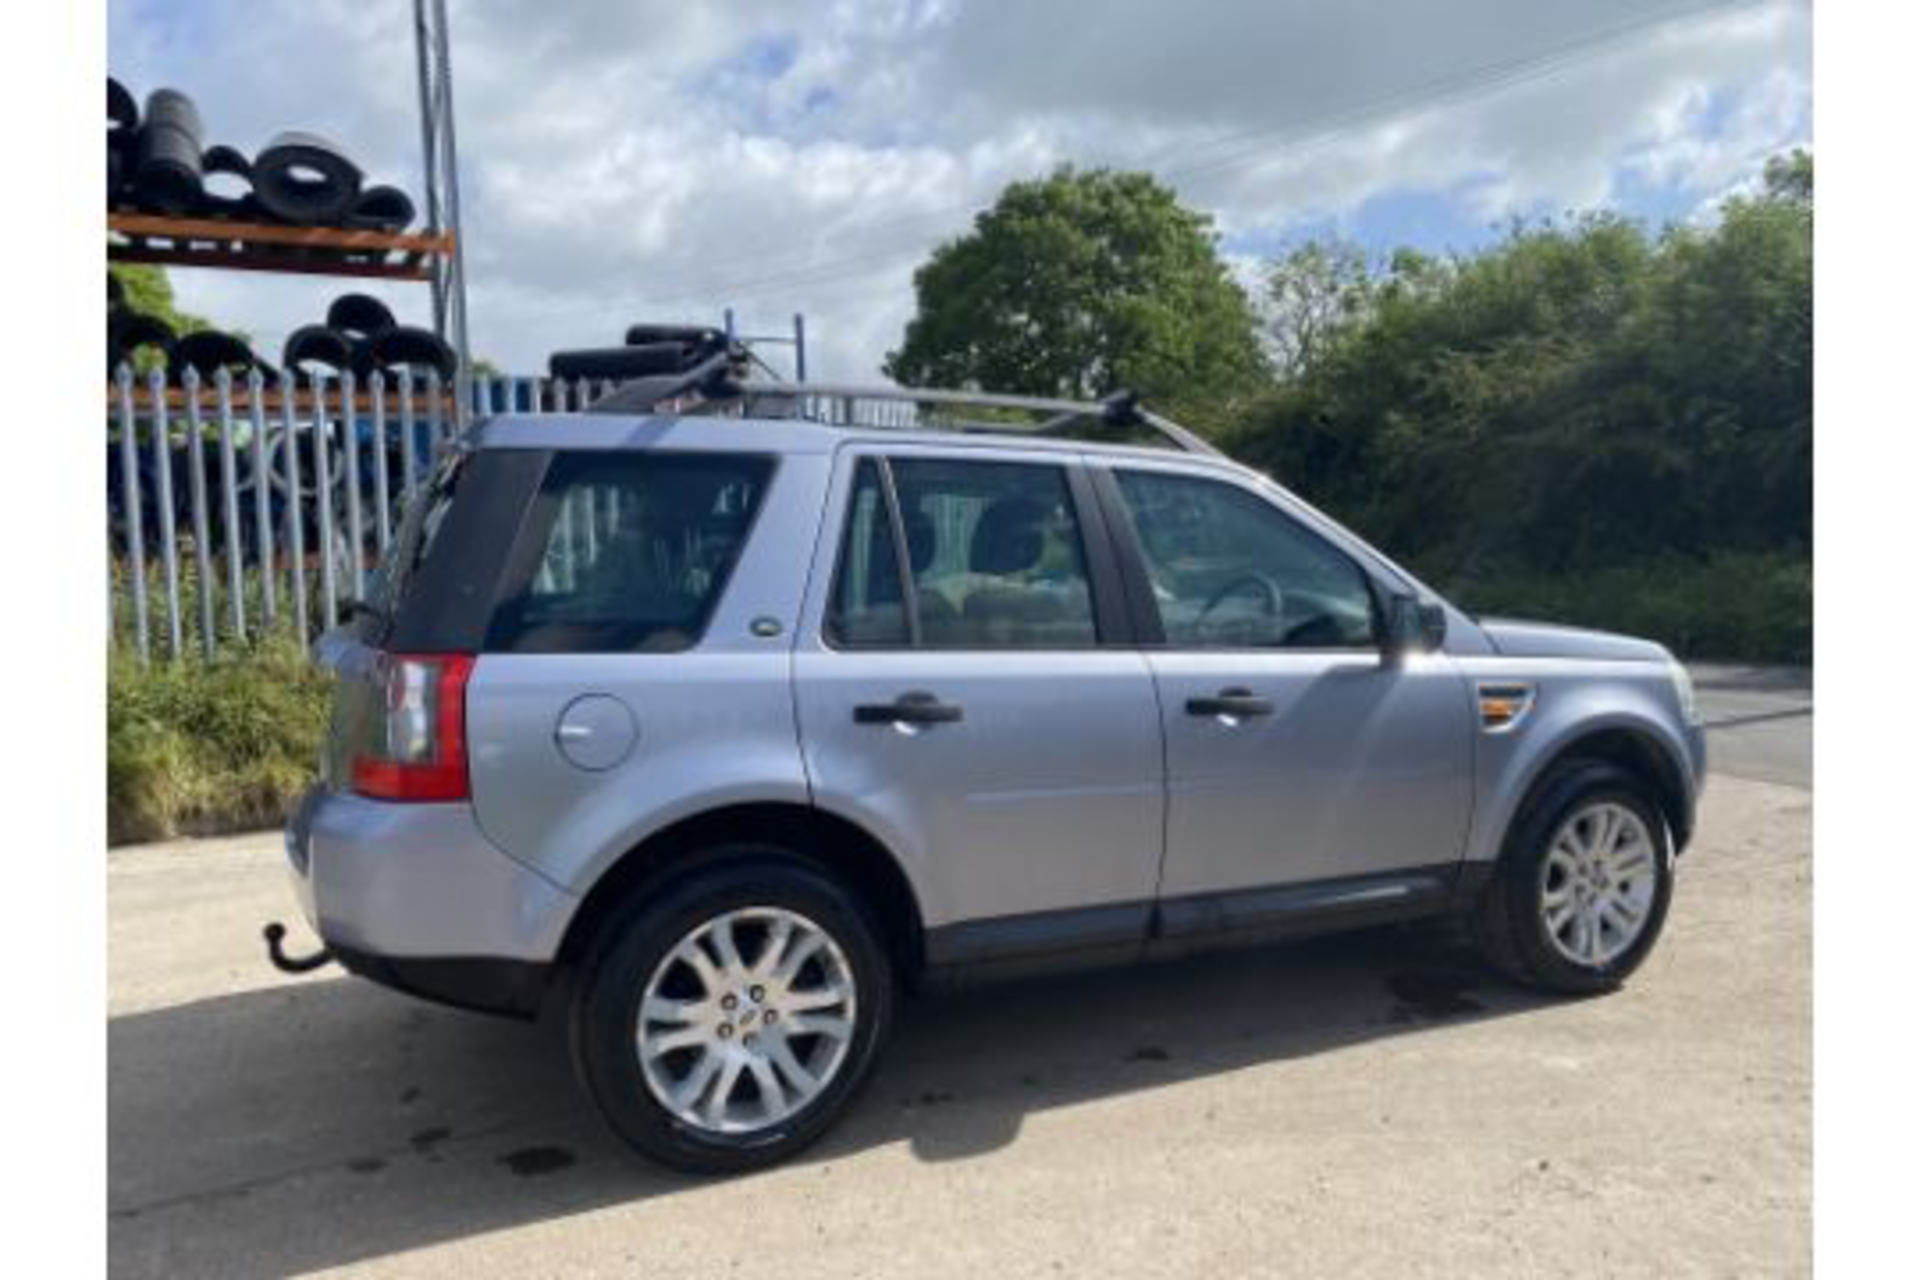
549;324;750;416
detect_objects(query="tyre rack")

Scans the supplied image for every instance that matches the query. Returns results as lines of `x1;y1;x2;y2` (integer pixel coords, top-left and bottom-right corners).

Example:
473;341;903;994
107;0;470;408
102;379;456;416
107;211;456;282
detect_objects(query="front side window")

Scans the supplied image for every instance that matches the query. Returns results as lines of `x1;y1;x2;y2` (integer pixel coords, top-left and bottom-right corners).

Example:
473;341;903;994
1113;470;1376;649
487;451;773;652
827;457;1099;649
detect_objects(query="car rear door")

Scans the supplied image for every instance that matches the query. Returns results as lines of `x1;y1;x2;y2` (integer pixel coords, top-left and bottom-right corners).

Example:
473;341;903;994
794;445;1165;965
1092;460;1476;911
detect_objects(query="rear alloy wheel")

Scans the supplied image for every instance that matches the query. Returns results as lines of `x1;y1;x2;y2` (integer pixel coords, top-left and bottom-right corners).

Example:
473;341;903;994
637;907;859;1136
1473;761;1674;995
571;853;892;1174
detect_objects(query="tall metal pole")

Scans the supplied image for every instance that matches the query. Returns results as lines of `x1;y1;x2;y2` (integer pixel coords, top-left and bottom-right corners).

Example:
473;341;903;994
431;0;471;386
413;0;472;426
411;0;442;334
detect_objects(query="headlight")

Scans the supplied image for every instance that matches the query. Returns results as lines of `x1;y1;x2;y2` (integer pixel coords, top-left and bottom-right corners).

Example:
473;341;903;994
1668;657;1700;725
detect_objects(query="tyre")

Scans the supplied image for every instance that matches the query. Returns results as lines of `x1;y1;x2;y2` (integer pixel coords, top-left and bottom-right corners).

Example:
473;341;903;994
1472;760;1673;995
252;131;362;226
570;851;894;1175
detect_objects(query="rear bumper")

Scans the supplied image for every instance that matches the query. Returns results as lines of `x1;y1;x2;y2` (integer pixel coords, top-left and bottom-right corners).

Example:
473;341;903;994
285;788;579;1017
328;945;553;1019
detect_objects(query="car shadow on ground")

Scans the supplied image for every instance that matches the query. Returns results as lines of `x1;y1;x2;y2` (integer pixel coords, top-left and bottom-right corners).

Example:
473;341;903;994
110;922;1556;1278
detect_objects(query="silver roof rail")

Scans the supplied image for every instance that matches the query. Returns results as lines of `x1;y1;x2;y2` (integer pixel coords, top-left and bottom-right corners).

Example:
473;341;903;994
729;381;1220;457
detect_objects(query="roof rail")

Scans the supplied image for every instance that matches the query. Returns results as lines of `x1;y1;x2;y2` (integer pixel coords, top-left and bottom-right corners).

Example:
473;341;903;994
734;381;1220;456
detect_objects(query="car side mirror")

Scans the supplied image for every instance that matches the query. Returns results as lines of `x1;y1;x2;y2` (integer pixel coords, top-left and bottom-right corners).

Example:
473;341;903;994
1381;593;1446;661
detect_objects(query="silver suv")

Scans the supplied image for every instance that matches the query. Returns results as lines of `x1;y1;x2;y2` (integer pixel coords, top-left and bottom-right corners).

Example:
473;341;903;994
280;375;1706;1174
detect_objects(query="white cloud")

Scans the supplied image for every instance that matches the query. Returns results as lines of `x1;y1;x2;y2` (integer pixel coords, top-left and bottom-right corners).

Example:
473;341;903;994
109;0;1810;381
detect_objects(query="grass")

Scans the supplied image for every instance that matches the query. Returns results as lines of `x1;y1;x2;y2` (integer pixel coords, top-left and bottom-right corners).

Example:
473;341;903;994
105;551;356;846
111;541;360;659
108;636;331;846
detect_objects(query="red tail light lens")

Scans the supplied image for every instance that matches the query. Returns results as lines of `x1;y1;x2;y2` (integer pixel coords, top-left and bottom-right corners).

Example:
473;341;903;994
351;653;475;802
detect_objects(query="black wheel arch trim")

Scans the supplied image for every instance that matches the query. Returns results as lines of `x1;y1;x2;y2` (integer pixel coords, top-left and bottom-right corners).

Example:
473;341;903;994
1510;727;1695;858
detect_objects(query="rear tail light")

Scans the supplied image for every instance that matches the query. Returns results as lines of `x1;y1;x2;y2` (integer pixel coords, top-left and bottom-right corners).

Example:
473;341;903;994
351;653;475;802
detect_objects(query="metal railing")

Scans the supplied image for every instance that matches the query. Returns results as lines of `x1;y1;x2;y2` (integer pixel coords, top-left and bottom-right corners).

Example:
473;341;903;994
106;362;619;663
106;365;1202;662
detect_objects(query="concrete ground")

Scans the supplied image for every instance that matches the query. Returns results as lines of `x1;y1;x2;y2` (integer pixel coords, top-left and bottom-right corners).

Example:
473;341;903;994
109;671;1811;1278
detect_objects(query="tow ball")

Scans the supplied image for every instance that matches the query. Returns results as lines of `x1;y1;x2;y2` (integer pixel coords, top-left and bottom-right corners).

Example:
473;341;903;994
263;921;335;975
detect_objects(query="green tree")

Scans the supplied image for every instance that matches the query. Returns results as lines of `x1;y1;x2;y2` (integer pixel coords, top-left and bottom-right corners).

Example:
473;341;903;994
885;168;1266;424
1260;238;1375;377
109;264;213;337
1223;151;1811;660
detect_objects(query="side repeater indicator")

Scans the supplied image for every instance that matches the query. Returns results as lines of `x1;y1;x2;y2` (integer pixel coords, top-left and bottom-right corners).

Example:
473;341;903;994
1477;683;1536;732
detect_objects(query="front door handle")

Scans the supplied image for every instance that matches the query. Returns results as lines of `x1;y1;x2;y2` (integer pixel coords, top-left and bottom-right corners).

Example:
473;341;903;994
1185;688;1275;719
854;691;965;726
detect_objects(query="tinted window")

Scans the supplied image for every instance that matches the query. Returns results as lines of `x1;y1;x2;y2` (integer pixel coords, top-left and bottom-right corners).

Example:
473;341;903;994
829;457;1099;649
1114;470;1376;649
487;452;773;653
827;460;910;647
365;452;464;615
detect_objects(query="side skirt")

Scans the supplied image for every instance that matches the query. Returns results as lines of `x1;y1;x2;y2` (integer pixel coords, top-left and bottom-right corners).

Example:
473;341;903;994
921;863;1490;989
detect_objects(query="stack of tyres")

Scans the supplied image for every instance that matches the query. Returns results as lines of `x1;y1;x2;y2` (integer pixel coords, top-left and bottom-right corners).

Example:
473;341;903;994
106;76;417;234
276;293;460;550
107;270;280;556
107;78;137;205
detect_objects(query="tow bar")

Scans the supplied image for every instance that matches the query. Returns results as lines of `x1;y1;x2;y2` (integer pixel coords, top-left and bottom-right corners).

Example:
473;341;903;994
263;921;335;974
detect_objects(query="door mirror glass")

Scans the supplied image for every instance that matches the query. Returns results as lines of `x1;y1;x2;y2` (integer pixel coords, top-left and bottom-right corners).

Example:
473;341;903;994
1382;593;1447;659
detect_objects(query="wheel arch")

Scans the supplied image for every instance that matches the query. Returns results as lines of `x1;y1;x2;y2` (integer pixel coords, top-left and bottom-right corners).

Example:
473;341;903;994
554;802;927;985
1504;724;1694;861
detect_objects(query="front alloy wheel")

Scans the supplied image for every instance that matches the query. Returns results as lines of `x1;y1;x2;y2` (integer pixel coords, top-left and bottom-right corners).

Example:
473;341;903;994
1472;761;1675;995
1537;802;1660;968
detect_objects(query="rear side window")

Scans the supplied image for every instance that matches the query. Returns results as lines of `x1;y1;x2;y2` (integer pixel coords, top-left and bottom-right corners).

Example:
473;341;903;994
827;460;910;647
487;452;774;653
826;456;1100;649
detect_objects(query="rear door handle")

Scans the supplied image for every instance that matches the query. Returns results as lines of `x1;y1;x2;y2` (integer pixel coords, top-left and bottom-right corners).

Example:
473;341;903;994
1185;688;1275;719
853;691;965;726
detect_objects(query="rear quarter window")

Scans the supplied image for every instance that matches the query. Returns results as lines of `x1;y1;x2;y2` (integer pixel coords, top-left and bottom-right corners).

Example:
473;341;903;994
485;451;775;653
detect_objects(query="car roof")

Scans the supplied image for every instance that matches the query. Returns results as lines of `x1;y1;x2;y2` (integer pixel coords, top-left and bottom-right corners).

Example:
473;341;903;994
468;411;1259;476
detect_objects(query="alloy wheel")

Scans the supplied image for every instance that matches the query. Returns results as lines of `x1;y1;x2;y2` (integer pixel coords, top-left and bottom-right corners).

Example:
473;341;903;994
635;906;858;1136
1537;801;1660;968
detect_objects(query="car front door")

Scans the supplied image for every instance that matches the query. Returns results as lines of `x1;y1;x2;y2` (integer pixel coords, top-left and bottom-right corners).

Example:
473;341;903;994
795;448;1165;964
1095;462;1476;909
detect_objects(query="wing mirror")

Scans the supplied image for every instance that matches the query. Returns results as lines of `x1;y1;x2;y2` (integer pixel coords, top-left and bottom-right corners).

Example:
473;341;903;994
1381;593;1447;661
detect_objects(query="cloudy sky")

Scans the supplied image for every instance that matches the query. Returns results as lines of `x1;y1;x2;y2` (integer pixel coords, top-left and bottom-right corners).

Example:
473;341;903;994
109;0;1810;382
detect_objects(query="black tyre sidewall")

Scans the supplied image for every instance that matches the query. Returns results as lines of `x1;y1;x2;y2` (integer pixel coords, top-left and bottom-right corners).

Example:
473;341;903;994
571;850;893;1175
1493;762;1675;995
